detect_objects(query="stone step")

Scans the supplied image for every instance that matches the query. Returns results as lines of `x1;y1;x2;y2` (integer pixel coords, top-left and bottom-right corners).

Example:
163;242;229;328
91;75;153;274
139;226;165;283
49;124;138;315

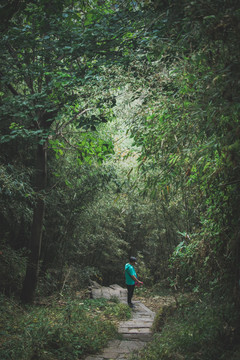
132;312;155;318
119;320;154;328
119;327;152;334
121;333;153;341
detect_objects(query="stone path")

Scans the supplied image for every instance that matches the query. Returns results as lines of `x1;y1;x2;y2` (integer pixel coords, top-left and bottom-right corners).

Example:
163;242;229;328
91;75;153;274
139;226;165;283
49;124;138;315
85;284;155;360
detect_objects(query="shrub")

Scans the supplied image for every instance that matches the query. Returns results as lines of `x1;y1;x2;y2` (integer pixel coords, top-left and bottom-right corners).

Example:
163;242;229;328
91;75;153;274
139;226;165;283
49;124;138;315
131;295;240;360
104;301;131;321
0;296;126;360
0;241;27;296
152;303;177;333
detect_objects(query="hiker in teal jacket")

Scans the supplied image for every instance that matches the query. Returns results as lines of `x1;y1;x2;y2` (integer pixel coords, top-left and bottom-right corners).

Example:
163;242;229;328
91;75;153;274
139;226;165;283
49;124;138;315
125;256;143;307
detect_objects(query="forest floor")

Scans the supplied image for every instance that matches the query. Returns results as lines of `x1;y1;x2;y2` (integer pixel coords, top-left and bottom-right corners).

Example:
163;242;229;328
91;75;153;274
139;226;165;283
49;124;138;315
135;293;176;313
2;287;239;360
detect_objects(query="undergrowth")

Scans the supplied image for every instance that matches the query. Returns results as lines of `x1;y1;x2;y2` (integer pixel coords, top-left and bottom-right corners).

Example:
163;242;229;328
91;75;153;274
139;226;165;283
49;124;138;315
0;295;131;360
131;293;240;360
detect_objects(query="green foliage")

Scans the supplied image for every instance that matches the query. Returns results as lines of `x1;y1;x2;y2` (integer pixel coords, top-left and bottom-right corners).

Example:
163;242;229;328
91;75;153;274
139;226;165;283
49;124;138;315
134;253;153;286
0;2;240;358
0;241;27;296
38;266;101;297
0;295;125;360
123;0;240;296
0;0;137;302
132;295;240;360
104;301;132;321
151;303;177;333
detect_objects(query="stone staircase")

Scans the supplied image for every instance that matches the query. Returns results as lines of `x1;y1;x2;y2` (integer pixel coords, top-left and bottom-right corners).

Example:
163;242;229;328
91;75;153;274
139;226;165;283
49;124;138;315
85;284;155;360
118;301;155;342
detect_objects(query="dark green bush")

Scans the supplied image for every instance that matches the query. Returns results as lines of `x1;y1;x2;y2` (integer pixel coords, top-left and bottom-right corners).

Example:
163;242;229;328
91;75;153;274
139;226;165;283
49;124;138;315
152;303;177;333
0;241;27;296
131;295;240;360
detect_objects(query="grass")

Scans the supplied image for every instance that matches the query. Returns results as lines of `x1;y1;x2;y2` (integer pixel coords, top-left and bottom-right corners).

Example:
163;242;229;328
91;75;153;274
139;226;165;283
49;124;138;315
0;294;131;360
131;293;240;360
2;287;239;360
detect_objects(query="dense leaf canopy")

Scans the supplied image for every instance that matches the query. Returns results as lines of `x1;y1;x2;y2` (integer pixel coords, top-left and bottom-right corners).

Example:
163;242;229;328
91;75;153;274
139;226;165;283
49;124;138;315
0;0;239;306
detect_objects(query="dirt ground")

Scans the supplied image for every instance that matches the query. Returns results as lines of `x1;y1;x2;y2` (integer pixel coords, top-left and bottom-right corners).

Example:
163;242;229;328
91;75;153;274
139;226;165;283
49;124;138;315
135;294;176;312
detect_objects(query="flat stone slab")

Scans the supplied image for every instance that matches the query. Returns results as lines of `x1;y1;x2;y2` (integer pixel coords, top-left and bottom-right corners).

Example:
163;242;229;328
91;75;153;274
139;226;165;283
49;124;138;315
122;328;152;334
121;333;152;341
119;320;154;328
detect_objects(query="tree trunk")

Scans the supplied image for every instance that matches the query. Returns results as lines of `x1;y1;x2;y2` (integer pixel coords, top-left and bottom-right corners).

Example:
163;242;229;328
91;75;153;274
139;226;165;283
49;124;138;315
234;233;240;308
21;143;47;303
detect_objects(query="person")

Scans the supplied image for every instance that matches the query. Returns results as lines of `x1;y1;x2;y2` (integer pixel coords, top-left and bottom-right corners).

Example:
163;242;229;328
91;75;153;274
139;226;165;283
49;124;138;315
125;256;143;308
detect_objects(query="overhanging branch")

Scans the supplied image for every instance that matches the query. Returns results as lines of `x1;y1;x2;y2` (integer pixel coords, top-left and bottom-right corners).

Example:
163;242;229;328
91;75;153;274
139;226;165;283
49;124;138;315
56;108;93;134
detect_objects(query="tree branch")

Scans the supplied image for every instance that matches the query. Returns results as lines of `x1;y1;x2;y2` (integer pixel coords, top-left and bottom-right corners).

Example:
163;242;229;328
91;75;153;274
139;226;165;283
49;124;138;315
0;71;19;95
56;108;93;134
7;43;34;94
220;179;240;187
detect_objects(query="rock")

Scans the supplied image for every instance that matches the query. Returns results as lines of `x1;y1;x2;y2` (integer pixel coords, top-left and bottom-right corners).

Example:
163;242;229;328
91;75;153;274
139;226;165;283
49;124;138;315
89;282;127;300
90;280;102;289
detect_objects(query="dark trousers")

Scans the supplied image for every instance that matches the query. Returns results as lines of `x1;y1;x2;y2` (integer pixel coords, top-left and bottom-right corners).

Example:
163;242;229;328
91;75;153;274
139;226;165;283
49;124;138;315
127;284;135;304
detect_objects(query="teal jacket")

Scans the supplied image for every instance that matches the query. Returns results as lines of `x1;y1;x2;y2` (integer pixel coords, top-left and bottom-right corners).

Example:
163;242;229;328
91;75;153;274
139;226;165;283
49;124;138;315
125;263;137;285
